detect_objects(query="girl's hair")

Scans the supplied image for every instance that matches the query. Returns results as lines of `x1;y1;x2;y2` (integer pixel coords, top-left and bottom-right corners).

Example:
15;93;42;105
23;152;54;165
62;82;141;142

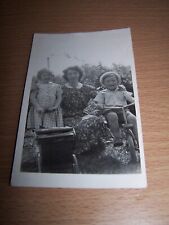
100;71;121;86
63;66;83;81
37;68;55;81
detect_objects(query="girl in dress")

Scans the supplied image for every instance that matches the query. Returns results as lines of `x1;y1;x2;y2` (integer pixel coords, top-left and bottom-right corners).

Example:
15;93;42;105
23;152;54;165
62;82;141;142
27;69;63;129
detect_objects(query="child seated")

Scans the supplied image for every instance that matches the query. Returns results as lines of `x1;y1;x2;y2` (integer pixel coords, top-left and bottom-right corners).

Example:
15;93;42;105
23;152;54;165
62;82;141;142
94;71;138;146
27;69;63;129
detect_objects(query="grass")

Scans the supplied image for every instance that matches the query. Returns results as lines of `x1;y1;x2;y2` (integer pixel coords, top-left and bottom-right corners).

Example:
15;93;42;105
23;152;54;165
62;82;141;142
21;139;141;174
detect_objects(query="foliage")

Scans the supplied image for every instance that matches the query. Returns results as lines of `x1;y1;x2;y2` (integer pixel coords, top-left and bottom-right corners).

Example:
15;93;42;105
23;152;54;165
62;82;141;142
31;63;133;91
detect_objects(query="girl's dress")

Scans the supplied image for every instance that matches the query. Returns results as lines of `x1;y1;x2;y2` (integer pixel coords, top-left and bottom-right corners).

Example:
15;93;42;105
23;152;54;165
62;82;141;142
27;82;63;129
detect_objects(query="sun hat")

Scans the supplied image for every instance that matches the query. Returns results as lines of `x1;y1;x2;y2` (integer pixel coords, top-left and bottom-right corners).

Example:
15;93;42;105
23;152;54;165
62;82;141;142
99;71;121;86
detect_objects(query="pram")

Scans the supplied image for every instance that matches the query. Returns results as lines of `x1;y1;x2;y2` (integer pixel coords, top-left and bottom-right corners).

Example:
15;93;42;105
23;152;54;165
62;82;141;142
35;127;79;173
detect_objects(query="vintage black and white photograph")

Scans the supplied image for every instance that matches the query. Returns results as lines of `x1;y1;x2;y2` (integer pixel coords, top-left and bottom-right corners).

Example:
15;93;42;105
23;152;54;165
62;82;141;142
11;28;147;188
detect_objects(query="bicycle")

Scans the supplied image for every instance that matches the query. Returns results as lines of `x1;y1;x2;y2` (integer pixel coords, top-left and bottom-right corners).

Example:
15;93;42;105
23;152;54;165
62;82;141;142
103;103;139;163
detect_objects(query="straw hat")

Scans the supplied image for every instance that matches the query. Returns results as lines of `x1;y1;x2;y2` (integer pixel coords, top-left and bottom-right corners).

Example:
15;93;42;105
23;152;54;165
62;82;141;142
100;72;121;86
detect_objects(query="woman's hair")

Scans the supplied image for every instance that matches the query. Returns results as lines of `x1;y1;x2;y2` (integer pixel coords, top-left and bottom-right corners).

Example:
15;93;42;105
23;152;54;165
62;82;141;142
63;66;83;81
37;68;55;81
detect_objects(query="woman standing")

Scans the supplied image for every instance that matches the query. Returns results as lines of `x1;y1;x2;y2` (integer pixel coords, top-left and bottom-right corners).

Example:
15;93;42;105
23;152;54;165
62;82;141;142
61;66;113;155
61;66;96;127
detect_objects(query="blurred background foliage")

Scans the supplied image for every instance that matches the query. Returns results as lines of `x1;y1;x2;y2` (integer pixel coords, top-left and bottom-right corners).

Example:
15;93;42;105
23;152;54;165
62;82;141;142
32;63;133;93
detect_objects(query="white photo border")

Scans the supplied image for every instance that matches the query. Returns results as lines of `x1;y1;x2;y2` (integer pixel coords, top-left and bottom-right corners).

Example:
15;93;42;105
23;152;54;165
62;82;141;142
11;28;147;188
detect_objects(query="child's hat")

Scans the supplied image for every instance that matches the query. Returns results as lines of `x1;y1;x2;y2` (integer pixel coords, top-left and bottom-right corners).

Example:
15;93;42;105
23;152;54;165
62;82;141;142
100;71;121;86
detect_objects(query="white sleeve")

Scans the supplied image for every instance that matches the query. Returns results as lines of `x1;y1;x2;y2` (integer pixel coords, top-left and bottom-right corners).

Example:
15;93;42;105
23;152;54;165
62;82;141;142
123;91;134;103
94;92;104;104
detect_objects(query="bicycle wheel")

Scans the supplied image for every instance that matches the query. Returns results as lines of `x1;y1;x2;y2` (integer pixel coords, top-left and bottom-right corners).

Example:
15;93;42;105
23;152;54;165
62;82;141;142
127;133;137;163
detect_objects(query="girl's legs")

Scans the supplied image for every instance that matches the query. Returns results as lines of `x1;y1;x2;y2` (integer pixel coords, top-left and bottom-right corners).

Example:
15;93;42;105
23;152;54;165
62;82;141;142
105;112;122;145
126;111;138;144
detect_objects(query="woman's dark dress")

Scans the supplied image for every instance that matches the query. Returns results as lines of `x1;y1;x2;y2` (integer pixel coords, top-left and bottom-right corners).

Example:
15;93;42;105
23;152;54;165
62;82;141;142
61;84;113;154
61;85;96;126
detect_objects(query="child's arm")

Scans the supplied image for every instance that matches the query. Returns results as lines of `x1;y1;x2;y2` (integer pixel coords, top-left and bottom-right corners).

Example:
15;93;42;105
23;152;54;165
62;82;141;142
123;91;134;103
30;89;44;113
50;85;62;110
93;91;105;109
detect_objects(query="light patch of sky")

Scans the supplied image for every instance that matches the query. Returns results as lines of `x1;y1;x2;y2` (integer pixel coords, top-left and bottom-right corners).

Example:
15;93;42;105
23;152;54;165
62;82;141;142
28;28;133;77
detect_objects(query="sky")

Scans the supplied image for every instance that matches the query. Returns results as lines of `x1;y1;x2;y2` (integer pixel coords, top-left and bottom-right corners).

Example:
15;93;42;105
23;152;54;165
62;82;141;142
28;28;134;77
